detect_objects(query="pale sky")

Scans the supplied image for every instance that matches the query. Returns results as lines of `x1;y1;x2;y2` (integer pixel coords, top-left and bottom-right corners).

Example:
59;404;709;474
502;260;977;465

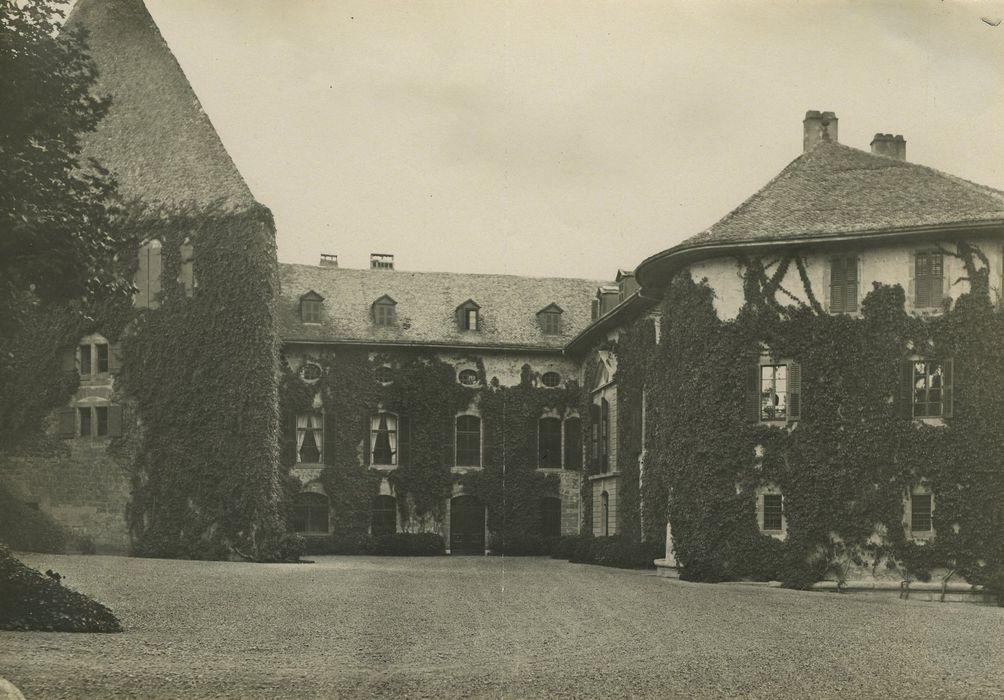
138;0;1004;281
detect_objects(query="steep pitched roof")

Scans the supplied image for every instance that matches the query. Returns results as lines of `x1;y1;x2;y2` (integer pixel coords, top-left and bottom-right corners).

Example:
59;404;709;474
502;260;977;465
278;264;607;351
66;0;257;212
683;141;1004;248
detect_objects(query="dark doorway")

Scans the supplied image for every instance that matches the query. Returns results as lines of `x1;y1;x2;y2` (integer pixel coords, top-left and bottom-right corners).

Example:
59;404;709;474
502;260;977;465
450;495;485;554
540;497;562;538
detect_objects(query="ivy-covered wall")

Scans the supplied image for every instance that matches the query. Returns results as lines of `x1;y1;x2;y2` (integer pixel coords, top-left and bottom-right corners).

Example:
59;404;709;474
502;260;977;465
279;346;583;550
622;239;1004;591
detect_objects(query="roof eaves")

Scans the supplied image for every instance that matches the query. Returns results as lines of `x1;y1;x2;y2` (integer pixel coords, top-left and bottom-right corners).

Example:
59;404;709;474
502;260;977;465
563;292;656;356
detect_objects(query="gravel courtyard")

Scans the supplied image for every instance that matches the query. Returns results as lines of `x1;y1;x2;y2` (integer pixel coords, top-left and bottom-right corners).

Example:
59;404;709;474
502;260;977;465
2;554;1003;699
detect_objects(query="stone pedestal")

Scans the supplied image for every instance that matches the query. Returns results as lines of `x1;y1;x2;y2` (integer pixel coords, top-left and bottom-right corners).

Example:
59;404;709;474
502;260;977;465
654;520;680;578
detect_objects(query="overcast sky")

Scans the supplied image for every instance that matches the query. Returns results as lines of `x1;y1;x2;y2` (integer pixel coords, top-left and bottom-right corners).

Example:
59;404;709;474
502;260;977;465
140;0;1004;281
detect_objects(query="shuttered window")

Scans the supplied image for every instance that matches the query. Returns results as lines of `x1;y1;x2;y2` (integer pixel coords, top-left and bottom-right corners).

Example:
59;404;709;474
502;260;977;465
762;494;783;531
915;252;944;308
910;493;933;533
70;405;122;438
903;359;953;418
829;255;858;313
752;357;801;422
538;417;562;468
135;240;162;309
600;399;610;471
301;299;322;323
179;239;195;297
456;415;482;467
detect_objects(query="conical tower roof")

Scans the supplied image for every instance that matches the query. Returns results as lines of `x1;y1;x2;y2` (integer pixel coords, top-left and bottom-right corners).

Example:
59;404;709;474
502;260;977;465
66;0;257;212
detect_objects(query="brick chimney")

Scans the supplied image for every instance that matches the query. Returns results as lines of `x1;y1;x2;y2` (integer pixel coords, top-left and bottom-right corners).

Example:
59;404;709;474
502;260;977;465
803;110;838;151
319;253;338;268
370;253;394;270
870;133;906;161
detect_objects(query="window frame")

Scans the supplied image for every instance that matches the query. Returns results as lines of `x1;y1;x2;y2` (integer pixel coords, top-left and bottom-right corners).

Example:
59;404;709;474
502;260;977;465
301;299;322;324
905;486;935;541
455;414;482;467
829;254;859;314
372;297;397;327
292;492;330;534
370;411;399;466
751;354;802;424
904;358;953;419
541;371;562;388
295;410;324;464
914;250;945;309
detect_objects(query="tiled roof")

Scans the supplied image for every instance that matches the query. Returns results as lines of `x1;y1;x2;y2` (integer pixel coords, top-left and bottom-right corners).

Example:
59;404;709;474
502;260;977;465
66;0;258;212
682;141;1004;248
279;264;608;350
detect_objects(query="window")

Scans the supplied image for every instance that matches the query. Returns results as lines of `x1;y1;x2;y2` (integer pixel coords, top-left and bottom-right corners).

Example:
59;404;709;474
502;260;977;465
762;494;783;531
299;362;322;383
300;291;324;323
296;412;323;463
458;369;479;386
372;296;396;326
371;495;397;537
135;239;162;308
537;305;563;335
179;239;195;297
600;399;610;471
79;344;92;376
70;405;120;438
540;497;562;538
541;371;561;388
374;366;394;385
904;359;953;418
456;300;481;331
77;341;111;376
456;415;481;467
293;492;329;534
600;491;610;537
564;417;582;470
751;356;802;423
910;493;933;535
538;417;562;468
370;412;399;466
590;404;600;469
96;344;109;373
829;255;858;313
915;252;944;308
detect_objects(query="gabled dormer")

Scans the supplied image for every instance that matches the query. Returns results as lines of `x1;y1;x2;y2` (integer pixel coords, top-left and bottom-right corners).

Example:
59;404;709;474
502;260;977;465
372;295;397;326
300;290;324;324
536;303;563;335
456;299;481;331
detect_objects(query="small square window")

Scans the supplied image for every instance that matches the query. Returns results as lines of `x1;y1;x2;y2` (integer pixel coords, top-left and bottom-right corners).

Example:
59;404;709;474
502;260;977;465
374;304;395;326
540;312;561;335
301;300;322;323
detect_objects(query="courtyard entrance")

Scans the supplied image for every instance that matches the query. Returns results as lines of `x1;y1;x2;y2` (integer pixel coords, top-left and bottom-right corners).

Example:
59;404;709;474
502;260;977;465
449;495;485;554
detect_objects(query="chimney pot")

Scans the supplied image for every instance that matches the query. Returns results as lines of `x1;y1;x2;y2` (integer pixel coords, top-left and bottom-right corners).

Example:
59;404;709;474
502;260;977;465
870;132;907;161
319;253;338;268
803;110;838;152
370;253;395;270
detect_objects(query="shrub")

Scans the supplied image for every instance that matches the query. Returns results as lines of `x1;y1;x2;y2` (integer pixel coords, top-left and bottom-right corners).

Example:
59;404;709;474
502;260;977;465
489;532;556;556
0;544;121;632
328;533;376;555
372;533;445;556
0;485;67;553
562;535;660;569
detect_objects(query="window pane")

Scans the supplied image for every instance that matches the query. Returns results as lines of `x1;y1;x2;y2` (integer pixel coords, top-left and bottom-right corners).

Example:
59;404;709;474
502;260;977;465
372;413;396;465
79;345;91;376
760;365;787;420
95;407;108;437
96;344;109;373
564;418;582;469
456;416;481;466
911;494;932;532
538;417;562;468
78;407;91;436
763;494;783;531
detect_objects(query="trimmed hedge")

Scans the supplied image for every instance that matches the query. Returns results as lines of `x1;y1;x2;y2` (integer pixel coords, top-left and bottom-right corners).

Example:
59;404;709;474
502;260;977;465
307;532;446;556
0;545;121;632
488;532;557;556
557;535;662;569
0;484;66;553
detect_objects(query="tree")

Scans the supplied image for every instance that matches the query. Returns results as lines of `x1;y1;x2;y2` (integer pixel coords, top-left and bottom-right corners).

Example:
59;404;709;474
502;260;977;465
0;0;130;340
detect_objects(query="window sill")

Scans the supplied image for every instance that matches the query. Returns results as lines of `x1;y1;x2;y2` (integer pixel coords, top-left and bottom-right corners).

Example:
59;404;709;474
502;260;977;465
588;471;620;482
760;529;787;540
371;465;398;472
913;417;946;428
910;532;935;543
451;466;482;474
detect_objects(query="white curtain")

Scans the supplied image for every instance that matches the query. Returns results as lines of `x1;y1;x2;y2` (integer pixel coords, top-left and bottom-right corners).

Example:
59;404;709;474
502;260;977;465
296;413;308;455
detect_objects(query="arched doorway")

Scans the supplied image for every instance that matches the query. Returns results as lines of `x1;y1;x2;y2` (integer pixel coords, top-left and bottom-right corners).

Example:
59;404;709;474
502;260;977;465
450;495;485;555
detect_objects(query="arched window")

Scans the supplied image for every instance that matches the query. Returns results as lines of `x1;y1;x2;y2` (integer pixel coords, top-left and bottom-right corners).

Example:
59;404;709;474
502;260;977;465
538;417;562;468
293;492;329;534
371;495;397;537
296;411;323;464
564;417;582;470
370;412;398;465
135;239;162;308
540;497;562;538
601;491;610;537
456;415;481;467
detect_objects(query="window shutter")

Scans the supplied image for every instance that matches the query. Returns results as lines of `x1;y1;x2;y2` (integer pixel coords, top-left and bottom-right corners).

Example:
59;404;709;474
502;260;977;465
829;257;844;313
148;242;162;308
900;360;915;419
600;399;610;471
442;416;453;467
323;409;337;465
589;403;600;469
845;257;859;312
787;360;802;421
908;254;917;309
747;360;761;423
364;416;372;467
60;346;77;374
57;408;76;438
107;405;123;437
135;244;150;308
285;412;298;465
399;415;411;466
108;344;123;374
942;358;953;418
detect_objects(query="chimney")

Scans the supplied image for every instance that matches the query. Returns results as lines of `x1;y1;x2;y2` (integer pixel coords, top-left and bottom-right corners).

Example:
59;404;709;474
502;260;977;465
870;133;906;161
319;253;338;268
370;253;394;270
803;110;838;151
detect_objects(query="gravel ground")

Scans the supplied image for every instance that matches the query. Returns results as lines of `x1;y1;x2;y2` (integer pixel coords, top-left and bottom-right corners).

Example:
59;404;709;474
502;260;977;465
1;554;1003;699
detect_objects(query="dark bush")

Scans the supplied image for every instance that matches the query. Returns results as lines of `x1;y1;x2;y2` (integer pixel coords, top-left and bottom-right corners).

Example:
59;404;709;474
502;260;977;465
0;544;121;632
564;535;660;569
0;485;67;553
327;533;376;555
372;533;445;556
551;534;587;560
489;532;556;556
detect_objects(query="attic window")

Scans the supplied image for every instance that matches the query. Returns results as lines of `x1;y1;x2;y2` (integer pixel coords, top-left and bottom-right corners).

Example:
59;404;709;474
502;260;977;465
458;369;479;386
372;296;397;326
300;291;324;324
456;300;481;331
541;371;562;388
537;304;563;335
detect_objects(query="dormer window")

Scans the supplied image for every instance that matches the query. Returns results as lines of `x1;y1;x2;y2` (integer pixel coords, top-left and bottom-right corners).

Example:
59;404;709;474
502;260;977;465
372;295;397;326
456;300;481;331
537;303;563;335
300;291;324;324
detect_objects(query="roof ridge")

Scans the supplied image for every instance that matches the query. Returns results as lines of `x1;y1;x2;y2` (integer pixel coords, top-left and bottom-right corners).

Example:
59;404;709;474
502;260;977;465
277;261;610;285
